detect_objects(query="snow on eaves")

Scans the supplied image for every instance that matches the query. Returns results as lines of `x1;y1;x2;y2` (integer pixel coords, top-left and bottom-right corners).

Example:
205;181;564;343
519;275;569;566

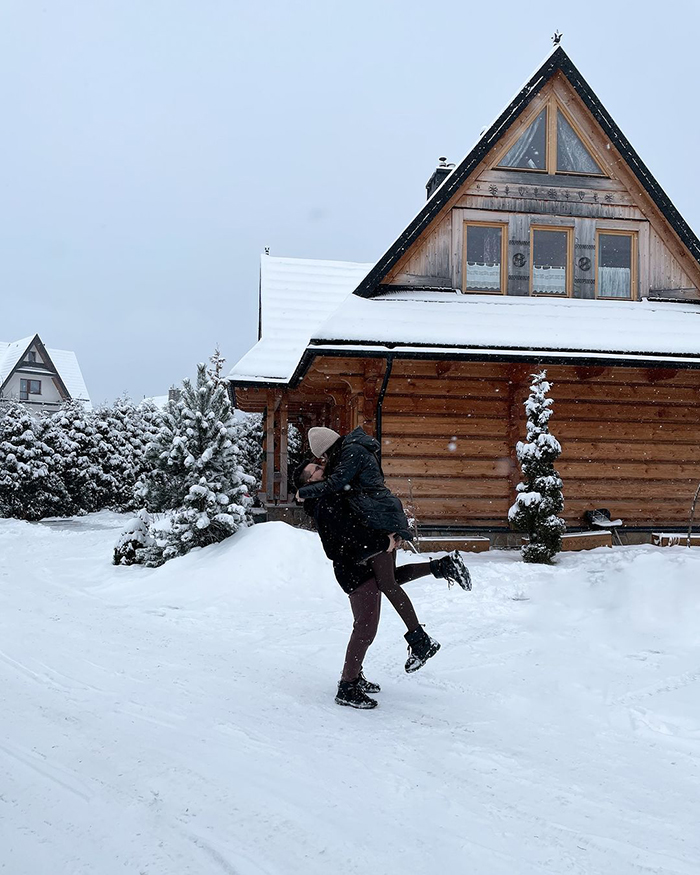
312;292;700;360
227;255;373;383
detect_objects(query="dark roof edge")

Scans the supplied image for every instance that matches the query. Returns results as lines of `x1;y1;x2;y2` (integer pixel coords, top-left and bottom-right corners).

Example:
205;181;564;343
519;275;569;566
354;47;700;299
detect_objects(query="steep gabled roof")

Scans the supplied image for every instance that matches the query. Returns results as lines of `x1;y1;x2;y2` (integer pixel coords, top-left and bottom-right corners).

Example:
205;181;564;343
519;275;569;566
0;334;91;407
353;46;700;299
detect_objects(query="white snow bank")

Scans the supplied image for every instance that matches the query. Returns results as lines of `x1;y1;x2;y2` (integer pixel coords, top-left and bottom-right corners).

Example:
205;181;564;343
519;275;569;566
2;514;700;874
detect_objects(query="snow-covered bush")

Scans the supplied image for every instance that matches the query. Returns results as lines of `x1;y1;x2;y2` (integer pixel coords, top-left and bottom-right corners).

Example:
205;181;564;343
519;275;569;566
136;398;189;512
0;402;69;520
44;400;128;515
234;412;263;495
113;509;153;565
131;363;254;566
508;370;565;564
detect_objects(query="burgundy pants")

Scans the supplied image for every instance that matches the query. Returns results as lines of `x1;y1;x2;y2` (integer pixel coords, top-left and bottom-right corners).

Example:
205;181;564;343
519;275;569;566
341;557;432;682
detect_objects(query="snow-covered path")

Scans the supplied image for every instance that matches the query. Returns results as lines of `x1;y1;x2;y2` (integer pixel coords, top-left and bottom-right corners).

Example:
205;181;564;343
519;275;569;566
1;514;699;874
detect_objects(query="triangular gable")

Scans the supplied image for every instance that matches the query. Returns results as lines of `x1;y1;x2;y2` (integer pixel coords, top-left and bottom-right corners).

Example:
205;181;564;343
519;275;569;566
0;333;73;402
354;46;700;298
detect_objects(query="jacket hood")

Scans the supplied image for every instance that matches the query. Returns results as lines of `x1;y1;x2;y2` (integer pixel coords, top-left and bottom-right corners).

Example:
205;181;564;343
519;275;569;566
343;427;380;454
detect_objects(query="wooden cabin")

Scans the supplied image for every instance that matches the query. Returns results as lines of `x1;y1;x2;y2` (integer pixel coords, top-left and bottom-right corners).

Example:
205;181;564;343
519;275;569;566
228;47;700;543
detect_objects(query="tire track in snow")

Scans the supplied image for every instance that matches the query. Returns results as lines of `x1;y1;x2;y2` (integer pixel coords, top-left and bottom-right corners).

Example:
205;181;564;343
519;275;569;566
0;739;93;802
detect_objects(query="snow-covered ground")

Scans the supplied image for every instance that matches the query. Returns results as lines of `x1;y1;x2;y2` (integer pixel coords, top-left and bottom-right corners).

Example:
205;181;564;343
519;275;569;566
1;514;699;875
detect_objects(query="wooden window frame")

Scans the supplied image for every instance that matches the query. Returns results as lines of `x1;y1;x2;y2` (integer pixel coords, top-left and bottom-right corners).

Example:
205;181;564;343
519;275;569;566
595;229;638;300
20;378;42;400
496;97;606;178
530;225;574;298
462;221;508;295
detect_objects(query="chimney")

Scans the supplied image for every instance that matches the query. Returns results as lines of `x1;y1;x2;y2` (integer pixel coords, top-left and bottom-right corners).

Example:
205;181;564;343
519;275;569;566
425;156;454;200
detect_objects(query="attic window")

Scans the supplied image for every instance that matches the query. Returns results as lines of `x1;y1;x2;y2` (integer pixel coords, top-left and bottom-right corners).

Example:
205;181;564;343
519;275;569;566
556;110;603;175
497;109;547;171
26;351;37;363
496;101;607;177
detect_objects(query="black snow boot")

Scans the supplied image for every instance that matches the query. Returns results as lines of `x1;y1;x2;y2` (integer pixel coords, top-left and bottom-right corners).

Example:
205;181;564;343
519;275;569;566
335;679;378;709
404;627;441;673
430;551;472;591
357;670;381;694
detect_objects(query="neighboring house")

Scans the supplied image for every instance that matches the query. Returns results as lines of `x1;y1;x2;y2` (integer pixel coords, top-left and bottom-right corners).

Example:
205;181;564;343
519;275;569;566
228;46;700;538
0;334;91;412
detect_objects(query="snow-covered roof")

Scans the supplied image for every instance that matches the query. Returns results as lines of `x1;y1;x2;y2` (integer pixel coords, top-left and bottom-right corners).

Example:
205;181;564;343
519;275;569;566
227;255;373;383
0;336;91;407
227;264;700;386
311;292;700;361
0;337;34;385
48;348;91;405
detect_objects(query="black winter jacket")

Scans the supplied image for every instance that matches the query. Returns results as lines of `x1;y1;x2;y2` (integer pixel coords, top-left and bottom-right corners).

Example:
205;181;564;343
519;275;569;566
304;491;390;593
298;427;412;539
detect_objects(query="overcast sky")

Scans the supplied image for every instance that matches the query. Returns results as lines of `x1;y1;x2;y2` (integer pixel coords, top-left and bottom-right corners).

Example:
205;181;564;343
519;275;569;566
1;1;698;404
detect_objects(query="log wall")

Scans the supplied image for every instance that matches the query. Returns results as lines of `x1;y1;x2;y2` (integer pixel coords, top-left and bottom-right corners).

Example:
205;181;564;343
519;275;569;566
305;356;700;529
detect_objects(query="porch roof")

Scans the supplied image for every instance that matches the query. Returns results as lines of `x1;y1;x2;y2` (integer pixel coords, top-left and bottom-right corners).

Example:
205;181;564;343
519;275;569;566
227;255;373;384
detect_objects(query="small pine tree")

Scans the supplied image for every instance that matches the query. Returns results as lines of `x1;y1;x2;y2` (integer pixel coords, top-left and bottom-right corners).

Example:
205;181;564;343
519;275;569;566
44;400;113;514
508;370;565;563
0;402;69;520
136;398;189;512
137;363;254;565
286;422;303;496
235;412;263;495
113;509;153;565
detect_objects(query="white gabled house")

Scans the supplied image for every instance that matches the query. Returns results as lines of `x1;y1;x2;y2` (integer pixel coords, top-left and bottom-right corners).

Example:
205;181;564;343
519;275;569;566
0;334;91;412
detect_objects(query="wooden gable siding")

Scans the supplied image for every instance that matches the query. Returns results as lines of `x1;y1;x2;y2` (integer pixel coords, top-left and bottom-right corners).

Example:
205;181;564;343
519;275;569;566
300;356;700;529
383;73;700;298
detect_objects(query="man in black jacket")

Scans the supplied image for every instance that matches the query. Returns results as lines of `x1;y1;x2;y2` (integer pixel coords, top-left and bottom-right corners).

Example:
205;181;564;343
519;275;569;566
296;458;471;709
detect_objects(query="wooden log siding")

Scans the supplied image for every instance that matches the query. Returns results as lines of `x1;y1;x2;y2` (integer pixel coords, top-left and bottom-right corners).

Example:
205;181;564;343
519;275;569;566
237;356;700;527
367;359;700;528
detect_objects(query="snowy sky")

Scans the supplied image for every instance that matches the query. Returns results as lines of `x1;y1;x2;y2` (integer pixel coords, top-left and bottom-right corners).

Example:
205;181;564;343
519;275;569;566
1;0;698;404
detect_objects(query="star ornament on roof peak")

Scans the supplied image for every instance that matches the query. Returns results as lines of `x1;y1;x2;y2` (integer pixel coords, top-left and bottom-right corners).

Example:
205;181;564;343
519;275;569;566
552;30;563;46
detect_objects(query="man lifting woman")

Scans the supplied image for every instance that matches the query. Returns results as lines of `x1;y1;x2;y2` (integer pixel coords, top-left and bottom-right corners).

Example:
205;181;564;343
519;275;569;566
295;426;472;709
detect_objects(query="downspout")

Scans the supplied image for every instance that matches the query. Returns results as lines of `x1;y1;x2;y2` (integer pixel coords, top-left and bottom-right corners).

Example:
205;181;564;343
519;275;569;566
375;354;394;463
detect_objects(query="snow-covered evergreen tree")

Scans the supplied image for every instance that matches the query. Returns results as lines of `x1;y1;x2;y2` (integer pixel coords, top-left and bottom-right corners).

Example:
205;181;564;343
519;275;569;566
136;364;254;566
44;400;113;514
100;396;160;512
235;412;263;495
0;403;69;520
136;398;189;512
113;509;153;565
287;423;303;494
508;370;565;564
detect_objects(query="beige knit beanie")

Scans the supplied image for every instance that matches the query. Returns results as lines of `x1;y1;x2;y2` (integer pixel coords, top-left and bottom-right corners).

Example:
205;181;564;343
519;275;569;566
308;426;341;457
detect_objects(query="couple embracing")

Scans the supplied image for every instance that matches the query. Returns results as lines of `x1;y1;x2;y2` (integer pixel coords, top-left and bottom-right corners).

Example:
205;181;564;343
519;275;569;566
294;426;472;710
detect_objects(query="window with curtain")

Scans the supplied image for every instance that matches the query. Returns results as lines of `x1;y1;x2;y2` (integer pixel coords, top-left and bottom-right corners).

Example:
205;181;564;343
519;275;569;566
498;109;547;171
556;111;603;175
532;229;569;295
465;225;503;292
598;233;633;298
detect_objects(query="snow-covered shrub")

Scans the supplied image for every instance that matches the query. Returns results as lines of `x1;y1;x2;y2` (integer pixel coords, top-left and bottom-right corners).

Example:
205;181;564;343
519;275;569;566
508;370;565;564
235;412;263;495
44;400;117;515
136;398;189;512
113;509;154;565
0;402;69;520
132;364;254;566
